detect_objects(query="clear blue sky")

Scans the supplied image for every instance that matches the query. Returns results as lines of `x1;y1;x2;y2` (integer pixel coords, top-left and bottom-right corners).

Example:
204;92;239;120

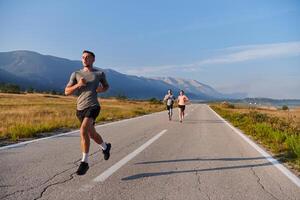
1;0;299;98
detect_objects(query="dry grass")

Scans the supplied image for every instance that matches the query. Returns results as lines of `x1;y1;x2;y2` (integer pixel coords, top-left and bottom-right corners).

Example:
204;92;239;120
0;93;165;141
257;108;300;126
218;104;300;130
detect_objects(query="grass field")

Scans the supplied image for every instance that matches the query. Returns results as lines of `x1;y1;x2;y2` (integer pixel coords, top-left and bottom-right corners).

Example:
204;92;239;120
0;93;165;142
210;103;300;172
221;103;300;127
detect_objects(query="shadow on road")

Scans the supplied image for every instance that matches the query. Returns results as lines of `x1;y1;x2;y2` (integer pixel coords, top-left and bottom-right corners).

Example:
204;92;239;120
134;156;272;165
60;134;79;138
122;161;273;181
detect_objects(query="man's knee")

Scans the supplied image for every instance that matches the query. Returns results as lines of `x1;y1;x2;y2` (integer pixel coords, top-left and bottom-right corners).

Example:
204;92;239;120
80;124;89;134
81;118;93;133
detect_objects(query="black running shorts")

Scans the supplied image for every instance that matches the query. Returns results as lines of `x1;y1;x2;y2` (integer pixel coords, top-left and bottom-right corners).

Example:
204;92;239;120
178;105;185;112
76;105;100;125
166;105;173;110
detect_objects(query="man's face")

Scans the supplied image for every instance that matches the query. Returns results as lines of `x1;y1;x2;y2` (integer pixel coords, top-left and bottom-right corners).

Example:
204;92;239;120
82;52;95;67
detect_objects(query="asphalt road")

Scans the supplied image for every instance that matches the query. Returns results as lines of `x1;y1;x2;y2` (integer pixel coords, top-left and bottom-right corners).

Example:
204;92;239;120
0;104;299;200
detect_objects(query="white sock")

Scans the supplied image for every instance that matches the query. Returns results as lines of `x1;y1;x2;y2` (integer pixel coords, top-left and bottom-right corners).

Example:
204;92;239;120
82;153;88;163
100;142;107;150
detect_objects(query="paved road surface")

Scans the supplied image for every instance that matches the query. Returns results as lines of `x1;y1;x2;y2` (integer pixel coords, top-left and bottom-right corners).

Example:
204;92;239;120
0;104;299;200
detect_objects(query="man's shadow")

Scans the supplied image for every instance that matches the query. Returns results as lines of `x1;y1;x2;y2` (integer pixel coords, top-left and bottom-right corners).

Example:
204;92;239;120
122;156;273;181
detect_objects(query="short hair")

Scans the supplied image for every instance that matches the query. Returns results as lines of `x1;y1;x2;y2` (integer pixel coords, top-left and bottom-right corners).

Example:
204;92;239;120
180;90;185;94
82;50;95;59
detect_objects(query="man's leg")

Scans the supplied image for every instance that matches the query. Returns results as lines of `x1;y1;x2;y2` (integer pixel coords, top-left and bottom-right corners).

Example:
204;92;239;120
167;107;171;120
87;119;111;160
81;117;91;156
86;119;104;146
179;108;182;122
76;117;91;175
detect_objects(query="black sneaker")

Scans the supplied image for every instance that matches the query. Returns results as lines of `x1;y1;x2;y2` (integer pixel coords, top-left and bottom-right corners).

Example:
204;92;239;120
102;143;111;160
76;162;89;175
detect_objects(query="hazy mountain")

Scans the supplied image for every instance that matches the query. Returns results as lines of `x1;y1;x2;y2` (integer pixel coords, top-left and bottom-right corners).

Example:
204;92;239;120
153;77;246;99
0;50;246;100
153;77;223;99
101;69;181;99
0;50;80;90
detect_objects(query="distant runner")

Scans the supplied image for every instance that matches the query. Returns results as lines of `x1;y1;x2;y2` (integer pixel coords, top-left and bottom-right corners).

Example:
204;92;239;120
65;50;111;175
177;90;189;123
163;89;175;121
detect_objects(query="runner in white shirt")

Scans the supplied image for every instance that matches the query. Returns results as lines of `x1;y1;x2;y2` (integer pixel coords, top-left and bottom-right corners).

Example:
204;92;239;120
163;89;175;121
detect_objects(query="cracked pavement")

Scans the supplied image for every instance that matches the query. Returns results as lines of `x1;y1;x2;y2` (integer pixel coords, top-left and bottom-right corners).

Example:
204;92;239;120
0;104;299;200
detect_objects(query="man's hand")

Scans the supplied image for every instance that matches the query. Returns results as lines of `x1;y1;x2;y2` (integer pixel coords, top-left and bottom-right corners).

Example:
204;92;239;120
163;95;167;102
65;78;86;95
78;78;86;88
185;98;190;104
96;85;109;93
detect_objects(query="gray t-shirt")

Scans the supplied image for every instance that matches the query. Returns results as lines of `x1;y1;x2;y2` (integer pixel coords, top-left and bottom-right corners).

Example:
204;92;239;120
67;68;109;110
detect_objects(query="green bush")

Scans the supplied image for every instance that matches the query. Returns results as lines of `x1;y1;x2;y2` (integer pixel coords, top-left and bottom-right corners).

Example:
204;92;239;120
228;104;235;109
282;105;289;110
286;136;300;158
116;94;128;100
27;87;35;93
249;111;268;123
149;98;162;104
0;83;21;93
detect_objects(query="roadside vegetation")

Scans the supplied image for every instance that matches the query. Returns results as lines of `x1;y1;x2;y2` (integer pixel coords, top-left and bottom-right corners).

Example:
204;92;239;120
210;103;300;171
0;93;164;143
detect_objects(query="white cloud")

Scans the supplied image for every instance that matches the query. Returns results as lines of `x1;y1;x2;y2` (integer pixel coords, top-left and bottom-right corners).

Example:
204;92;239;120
122;41;300;76
198;41;300;65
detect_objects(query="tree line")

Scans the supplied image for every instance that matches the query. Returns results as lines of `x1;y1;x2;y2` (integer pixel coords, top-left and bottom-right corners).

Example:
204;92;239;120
0;83;63;95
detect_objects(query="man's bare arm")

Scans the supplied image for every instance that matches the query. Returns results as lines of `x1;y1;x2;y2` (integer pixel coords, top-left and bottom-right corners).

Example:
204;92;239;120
65;78;86;95
96;84;109;93
163;95;168;102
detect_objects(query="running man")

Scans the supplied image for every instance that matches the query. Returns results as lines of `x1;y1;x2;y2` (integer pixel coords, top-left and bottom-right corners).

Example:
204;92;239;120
65;50;111;175
177;90;189;123
163;89;175;120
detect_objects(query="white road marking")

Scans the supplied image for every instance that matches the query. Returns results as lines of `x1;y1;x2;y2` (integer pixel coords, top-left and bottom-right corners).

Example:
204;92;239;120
208;105;300;187
93;129;167;182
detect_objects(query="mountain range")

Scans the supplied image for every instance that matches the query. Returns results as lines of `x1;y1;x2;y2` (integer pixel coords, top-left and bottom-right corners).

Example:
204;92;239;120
0;50;247;100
